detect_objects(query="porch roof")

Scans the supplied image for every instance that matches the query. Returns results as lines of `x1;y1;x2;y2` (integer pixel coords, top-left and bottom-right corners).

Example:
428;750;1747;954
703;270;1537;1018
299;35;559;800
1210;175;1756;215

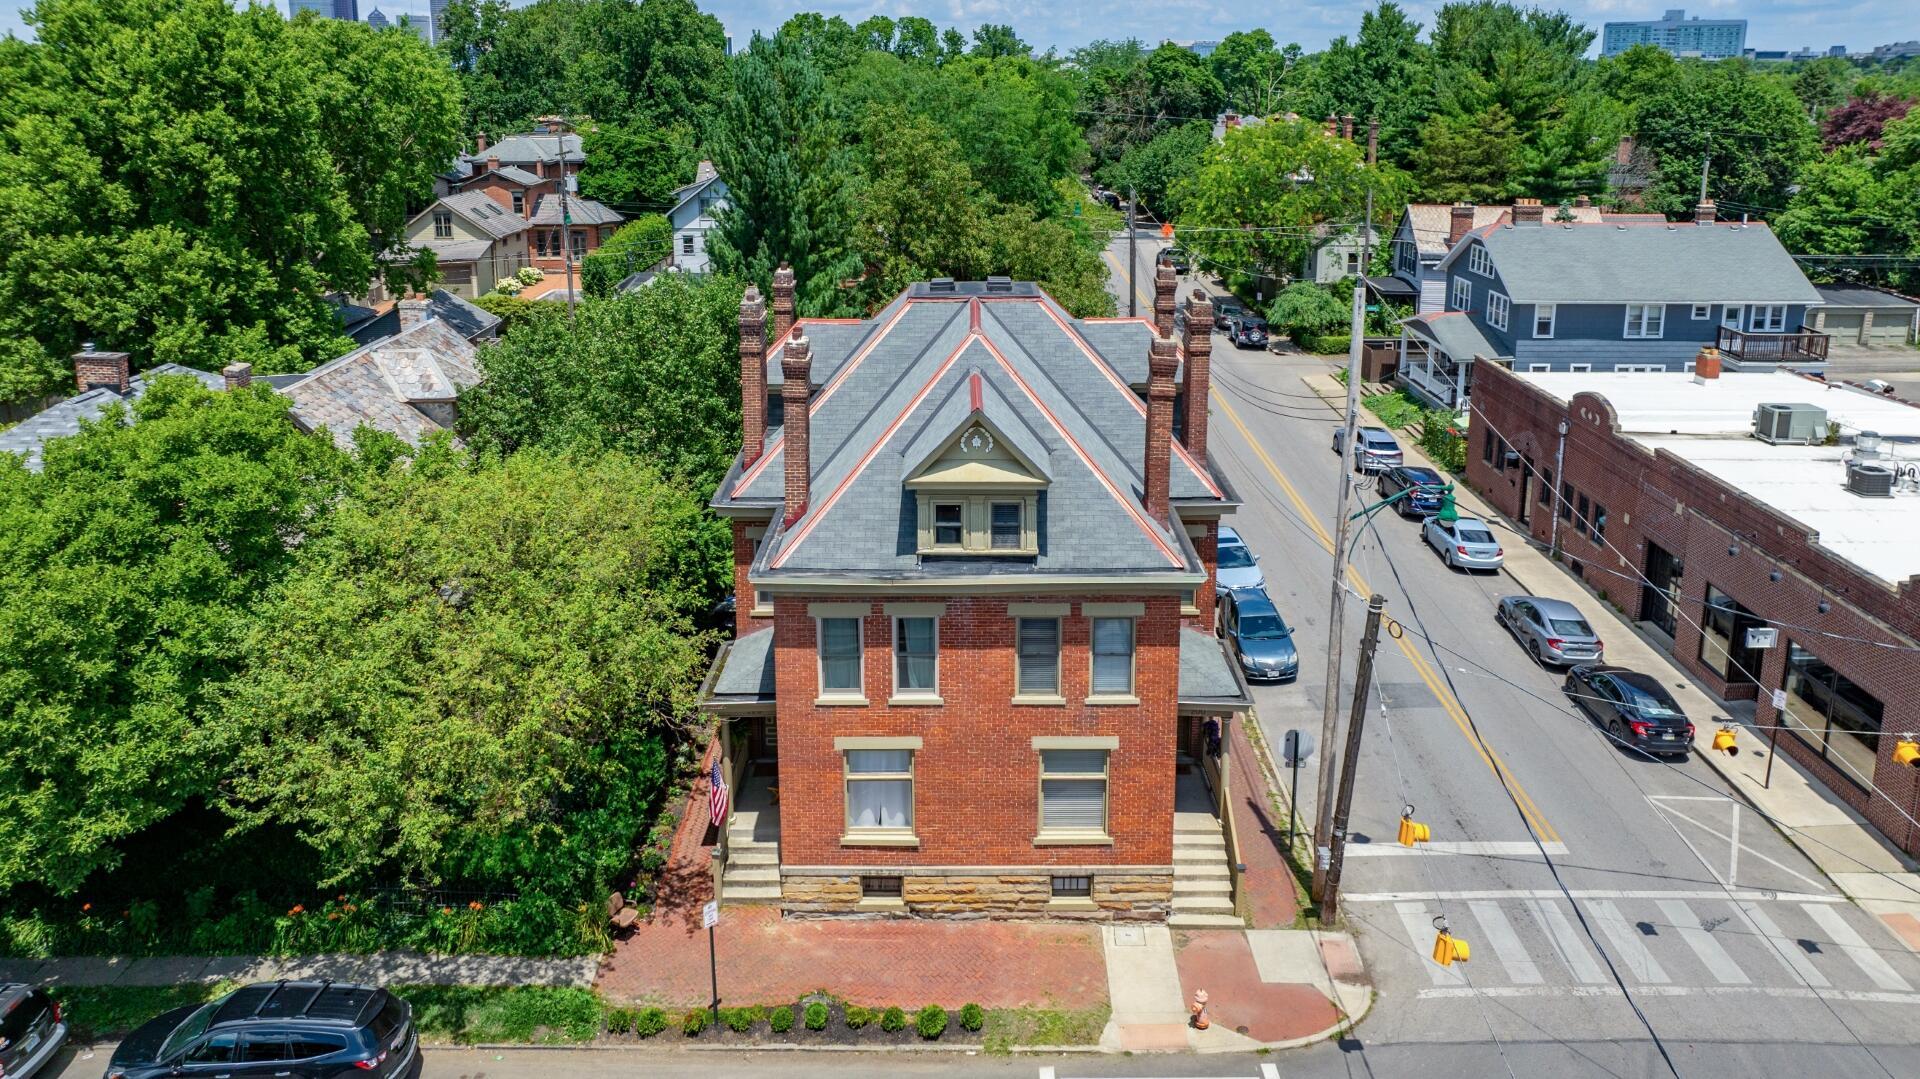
1404;312;1506;362
1178;628;1254;712
698;628;776;713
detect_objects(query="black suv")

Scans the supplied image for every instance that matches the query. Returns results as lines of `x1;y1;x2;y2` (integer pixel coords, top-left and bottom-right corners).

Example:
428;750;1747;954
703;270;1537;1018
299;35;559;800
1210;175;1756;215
1;984;67;1079
108;982;418;1079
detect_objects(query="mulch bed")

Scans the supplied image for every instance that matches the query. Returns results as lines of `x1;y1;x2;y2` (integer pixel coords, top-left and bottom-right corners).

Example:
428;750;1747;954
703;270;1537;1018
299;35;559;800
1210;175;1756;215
604;996;981;1047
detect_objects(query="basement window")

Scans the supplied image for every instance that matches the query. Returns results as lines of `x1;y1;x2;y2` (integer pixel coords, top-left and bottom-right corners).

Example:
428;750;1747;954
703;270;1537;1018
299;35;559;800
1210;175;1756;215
1051;876;1092;899
860;875;903;899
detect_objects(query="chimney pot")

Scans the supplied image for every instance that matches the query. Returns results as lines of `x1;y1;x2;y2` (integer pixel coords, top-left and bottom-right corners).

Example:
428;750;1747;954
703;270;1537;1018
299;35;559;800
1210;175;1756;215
73;348;130;395
780;333;813;527
221;362;253;392
1694;198;1717;225
1574;195;1592;208
1693;347;1722;382
1342;114;1355;140
739;286;768;465
1513;198;1544;225
1143;334;1179;526
1181;289;1215;464
771;263;797;344
398;297;431;331
1448;203;1476;247
1153;256;1178;337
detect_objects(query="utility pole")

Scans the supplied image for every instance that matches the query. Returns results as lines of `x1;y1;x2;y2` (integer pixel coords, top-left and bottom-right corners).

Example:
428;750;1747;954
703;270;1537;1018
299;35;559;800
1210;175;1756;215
1126;186;1138;318
559;112;577;321
1698;145;1711;206
1311;279;1370;906
1548;418;1569;558
1320;593;1387;924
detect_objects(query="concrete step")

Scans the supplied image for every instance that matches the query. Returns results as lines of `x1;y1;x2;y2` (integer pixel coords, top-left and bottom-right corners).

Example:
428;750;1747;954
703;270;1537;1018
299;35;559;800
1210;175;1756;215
727;830;778;847
723;884;783;903
1171;895;1236;914
1169;912;1245;929
1172;877;1232;896
723;865;780;884
1173;832;1227;850
726;847;779;866
1173;861;1231;879
1174;847;1226;864
1173;812;1222;834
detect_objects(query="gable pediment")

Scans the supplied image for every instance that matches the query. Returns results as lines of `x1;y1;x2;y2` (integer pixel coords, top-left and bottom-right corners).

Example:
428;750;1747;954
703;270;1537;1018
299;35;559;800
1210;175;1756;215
900;368;1051;490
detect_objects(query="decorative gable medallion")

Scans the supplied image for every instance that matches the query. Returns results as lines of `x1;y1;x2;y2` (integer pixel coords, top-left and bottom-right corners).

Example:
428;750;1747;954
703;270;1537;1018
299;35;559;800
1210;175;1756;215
959;425;995;455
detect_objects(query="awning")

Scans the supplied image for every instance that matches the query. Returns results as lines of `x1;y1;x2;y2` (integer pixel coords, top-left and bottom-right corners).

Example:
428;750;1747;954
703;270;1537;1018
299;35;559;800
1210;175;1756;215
1403;312;1506;362
1178;627;1254;712
697;628;776;714
1365;275;1418;301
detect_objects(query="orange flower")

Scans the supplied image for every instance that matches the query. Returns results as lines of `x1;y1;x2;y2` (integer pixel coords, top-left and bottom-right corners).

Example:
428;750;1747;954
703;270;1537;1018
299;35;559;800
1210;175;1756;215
289;904;306;916
81;902;92;913
469;900;484;912
343;904;357;913
328;912;340;921
441;906;453;916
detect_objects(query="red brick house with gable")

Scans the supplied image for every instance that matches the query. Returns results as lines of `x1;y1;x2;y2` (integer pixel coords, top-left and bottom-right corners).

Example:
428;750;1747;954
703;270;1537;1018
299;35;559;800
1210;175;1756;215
698;267;1254;923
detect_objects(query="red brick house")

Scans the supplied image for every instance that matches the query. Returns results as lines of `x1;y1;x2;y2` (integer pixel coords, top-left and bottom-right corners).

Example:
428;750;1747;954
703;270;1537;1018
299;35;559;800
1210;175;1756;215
698;268;1254;923
1467;358;1920;855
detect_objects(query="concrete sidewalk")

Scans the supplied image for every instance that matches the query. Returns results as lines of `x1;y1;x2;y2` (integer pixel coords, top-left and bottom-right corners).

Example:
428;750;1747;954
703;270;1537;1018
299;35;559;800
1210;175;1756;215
0;950;600;989
1302;370;1920;947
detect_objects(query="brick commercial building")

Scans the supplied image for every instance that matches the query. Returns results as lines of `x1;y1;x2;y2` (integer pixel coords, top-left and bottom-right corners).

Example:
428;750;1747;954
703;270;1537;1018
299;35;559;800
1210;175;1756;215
1467;358;1920;854
698;269;1255;924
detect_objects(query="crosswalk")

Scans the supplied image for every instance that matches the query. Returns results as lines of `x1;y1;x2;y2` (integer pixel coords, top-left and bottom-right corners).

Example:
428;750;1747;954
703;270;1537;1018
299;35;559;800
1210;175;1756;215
1357;892;1920;1001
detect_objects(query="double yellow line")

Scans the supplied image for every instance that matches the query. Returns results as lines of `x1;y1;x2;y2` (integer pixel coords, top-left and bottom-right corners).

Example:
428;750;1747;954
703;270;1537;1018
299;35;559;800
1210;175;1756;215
1212;389;1561;845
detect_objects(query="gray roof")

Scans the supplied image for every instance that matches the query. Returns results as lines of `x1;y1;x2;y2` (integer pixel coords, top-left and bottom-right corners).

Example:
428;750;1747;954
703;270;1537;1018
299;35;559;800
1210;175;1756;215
465;132;583;167
716;629;774;696
436;191;530;240
346;289;501;347
1404;312;1506;360
717;282;1233;583
0;364;224;471
459;164;546;188
668;174;725;217
418;238;495;263
1816;283;1918;310
1400;203;1615;258
1444;221;1822;306
279;317;482;450
528;195;623;227
1178;627;1253;710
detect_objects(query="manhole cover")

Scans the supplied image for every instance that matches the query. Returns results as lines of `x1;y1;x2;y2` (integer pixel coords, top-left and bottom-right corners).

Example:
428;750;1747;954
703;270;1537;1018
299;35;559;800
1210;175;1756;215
1113;926;1145;946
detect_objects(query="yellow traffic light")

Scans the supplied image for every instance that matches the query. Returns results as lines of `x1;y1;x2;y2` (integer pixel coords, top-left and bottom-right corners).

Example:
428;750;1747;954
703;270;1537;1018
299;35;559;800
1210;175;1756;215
1432;931;1470;967
1894;740;1920;768
1712;726;1739;755
1398;811;1431;847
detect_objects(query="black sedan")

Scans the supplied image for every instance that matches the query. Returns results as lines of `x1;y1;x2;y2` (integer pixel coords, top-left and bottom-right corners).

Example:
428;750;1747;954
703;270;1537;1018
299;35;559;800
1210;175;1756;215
1563;665;1694;757
1376;465;1448;518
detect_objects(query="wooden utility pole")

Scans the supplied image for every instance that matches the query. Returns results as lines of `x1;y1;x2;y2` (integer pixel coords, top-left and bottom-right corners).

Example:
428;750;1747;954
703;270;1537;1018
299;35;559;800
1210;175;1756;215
1126;186;1138;318
1319;593;1387;923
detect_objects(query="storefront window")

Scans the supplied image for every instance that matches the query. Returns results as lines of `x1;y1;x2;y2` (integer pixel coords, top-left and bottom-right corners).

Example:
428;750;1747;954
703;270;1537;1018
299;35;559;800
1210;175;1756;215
1698;585;1761;687
1781;642;1884;791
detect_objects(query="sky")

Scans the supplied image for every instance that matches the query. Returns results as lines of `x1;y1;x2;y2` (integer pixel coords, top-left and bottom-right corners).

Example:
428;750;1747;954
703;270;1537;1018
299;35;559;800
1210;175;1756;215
0;0;1910;59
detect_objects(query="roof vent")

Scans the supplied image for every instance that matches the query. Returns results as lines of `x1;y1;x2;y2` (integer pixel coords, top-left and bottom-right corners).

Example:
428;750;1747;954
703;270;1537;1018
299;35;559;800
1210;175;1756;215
1846;461;1895;498
928;277;957;294
1752;402;1826;445
985;276;1013;293
1855;430;1883;458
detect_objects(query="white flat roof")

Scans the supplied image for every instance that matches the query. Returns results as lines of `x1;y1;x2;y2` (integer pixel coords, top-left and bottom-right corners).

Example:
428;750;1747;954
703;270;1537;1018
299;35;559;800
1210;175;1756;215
1514;370;1920;584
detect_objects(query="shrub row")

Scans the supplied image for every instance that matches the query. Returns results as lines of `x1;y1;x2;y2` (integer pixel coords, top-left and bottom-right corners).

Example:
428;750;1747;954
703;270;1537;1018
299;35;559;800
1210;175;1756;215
1294;332;1351;355
606;1000;988;1040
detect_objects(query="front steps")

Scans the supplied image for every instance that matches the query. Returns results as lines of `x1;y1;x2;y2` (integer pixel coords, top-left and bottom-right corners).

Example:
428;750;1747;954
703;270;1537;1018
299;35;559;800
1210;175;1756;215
1170;810;1243;928
720;802;782;904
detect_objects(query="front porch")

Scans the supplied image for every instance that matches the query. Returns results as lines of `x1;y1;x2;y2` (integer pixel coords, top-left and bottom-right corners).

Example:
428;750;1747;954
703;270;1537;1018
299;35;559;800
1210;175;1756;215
1398;312;1506;413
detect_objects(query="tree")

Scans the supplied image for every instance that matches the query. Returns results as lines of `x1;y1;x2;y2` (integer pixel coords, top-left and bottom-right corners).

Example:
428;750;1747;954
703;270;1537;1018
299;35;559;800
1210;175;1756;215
1775;148;1889;256
1210;29;1294;117
708;33;864;317
1823;91;1918;149
981;206;1115;319
0;378;352;894
892;17;939;61
854;108;988;297
1631;59;1818;215
1098;121;1212;219
970;24;1027;59
1301;2;1433;166
216;446;714;894
579;214;674;296
1793;57;1855;118
578;118;698;208
1268;281;1351;337
1417;106;1523;202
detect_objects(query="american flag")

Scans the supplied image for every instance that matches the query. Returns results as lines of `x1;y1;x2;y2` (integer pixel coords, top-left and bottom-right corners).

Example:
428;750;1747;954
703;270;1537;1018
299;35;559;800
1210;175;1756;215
709;757;730;827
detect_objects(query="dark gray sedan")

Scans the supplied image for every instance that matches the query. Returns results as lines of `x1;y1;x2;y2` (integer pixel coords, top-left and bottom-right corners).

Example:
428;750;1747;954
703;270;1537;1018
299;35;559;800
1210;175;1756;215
1497;595;1604;667
0;984;66;1079
1220;587;1299;683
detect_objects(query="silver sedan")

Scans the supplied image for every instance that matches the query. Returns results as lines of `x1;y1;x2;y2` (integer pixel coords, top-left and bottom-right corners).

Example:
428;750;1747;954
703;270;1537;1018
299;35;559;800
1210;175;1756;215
1423;515;1504;571
1498;594;1604;667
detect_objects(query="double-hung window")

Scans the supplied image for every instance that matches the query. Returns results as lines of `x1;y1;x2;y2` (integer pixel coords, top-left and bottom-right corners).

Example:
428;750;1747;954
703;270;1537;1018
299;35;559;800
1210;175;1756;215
1015;616;1062;698
1749;304;1788;332
931;502;965;547
1450;277;1472;312
1468;245;1493;277
682;234;696;256
816;615;864;700
1037;744;1111;839
843;747;914;835
990;502;1023;550
511;191;525;215
893;616;938;698
1623;304;1665;339
1534;304;1556;338
1487;292;1510;332
1090;617;1136;698
432;210;453;239
1691;303;1711;320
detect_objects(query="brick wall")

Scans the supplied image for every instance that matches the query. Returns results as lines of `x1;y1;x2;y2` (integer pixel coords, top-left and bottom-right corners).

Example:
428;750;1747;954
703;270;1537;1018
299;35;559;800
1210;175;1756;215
770;593;1181;870
731;517;773;638
1187;518;1220;630
1468;362;1920;853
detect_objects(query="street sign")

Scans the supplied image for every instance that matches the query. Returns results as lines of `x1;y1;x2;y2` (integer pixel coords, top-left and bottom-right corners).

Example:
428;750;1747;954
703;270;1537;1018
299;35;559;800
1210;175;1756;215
1282;729;1316;766
702;900;720;929
1745;626;1779;649
1772;688;1788;711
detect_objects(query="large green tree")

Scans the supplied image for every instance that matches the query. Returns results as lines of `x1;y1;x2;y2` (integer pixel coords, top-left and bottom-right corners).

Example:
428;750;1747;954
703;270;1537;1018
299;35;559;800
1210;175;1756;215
854;108;989;297
1209;30;1300;117
1301;2;1433;167
1630;58;1818;215
0;378;351;894
1098;121;1213;220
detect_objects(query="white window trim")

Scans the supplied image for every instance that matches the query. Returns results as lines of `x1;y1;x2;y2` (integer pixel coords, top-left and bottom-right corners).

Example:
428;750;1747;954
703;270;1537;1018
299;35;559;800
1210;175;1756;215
811;607;867;705
1750;304;1788;332
1468;245;1493;277
1450;277;1472;312
1527;363;1551;372
888;613;942;705
1534;303;1556;339
917;494;1039;556
837;738;920;846
1691;303;1711;320
1722;305;1743;331
1086;614;1139;704
1011;605;1067;704
1487;292;1510;332
1032;738;1115;845
1623;303;1665;339
1568;362;1593;373
746;527;771;616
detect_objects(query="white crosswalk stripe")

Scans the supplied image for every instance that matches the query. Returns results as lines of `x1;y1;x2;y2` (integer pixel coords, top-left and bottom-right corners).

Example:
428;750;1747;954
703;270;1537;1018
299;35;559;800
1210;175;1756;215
1525;897;1607;983
1470;900;1543;984
1397;901;1464;985
1588;899;1670;984
1656;898;1749;985
1735;900;1831;988
1804;902;1913;992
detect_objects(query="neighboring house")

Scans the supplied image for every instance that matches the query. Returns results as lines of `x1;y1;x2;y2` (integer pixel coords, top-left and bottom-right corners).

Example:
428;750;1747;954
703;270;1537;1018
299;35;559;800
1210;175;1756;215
436;155;623;275
525;191;623;272
337;288;501;348
698;268;1254;924
279;298;482;450
1381;199;1658;313
0;351;231;471
1398;199;1827;411
402;190;530;299
1810;284;1920;347
437;118;584;196
666;161;728;274
1304;223;1377;284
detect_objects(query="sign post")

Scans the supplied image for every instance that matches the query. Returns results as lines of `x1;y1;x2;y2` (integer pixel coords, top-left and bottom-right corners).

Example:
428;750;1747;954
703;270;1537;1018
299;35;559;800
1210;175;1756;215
1282;730;1315;849
702;900;721;1027
1764;688;1788;788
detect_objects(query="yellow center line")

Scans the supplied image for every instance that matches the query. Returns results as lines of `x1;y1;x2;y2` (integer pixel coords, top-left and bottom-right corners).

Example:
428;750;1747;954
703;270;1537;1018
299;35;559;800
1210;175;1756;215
1212;386;1561;845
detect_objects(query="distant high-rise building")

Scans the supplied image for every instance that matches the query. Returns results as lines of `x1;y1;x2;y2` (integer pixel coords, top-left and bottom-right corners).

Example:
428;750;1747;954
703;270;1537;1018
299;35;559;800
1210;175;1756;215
365;7;388;29
1601;9;1747;60
430;0;448;42
395;12;431;42
289;0;358;19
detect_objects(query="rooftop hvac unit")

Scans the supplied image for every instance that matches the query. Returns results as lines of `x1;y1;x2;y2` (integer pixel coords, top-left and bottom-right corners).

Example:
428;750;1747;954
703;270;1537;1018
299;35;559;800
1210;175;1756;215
1753;402;1827;445
1846;461;1895;498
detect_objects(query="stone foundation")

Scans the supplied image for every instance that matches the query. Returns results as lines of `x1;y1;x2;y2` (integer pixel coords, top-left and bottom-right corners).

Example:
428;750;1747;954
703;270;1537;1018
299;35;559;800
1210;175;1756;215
781;869;1174;920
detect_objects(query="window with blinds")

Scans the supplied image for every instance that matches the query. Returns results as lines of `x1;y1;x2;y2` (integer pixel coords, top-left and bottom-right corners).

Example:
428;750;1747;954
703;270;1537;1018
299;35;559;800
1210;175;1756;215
990;502;1023;549
818;617;863;695
1016;618;1061;696
1090;618;1135;695
894;617;937;694
1039;749;1108;834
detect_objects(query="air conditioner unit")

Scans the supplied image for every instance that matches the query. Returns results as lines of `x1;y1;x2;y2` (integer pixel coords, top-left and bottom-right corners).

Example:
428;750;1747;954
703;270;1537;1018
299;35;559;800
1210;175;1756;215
1847;461;1896;497
1753;403;1827;445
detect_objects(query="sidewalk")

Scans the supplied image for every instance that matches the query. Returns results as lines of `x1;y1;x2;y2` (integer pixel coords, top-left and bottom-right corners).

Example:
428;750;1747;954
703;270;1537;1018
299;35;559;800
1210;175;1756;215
0;950;598;989
1302;370;1920;948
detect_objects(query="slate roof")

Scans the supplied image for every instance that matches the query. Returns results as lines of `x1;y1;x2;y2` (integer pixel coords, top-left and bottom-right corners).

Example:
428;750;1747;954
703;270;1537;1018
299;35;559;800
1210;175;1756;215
458;164;546;188
418;238;495;263
1178;627;1253;710
0;364;224;471
436;191;529;240
1401;203;1610;257
715;282;1234;584
1444;221;1823;306
279;317;481;450
528;195;623;227
345;289;501;347
1405;312;1505;361
698;628;776;713
465;133;582;168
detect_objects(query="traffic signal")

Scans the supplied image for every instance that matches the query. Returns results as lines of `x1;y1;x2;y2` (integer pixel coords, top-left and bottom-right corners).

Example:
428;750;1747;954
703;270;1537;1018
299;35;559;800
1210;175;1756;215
1398;807;1431;847
1894;740;1920;768
1432;930;1471;967
1711;726;1739;755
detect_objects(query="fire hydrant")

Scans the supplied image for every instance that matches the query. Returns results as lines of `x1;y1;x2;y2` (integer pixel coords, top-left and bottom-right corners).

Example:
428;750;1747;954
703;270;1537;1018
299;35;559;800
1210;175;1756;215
1189;988;1210;1030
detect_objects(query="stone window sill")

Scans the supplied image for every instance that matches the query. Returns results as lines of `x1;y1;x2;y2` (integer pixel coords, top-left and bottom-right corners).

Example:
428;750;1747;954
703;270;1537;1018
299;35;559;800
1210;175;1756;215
887;694;944;707
1084;694;1140;706
856;897;907;910
813;695;870;707
1033;831;1114;847
1012;694;1067;706
750;606;774;619
1047;897;1099;911
841;832;920;848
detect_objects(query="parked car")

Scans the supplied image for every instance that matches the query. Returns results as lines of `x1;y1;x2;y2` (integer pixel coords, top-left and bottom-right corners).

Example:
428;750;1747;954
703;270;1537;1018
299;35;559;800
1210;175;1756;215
1564;665;1694;757
1167;247;1192;274
1423;515;1504;571
0;984;67;1079
1228;313;1269;349
1214;526;1264;594
108;982;418;1079
1497;595;1604;667
1213;298;1245;329
1376;465;1448;517
1332;425;1404;473
1219;587;1299;683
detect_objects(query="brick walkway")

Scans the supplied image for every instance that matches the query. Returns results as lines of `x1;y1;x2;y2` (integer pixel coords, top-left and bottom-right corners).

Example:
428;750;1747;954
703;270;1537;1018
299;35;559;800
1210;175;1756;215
597;904;1106;1010
1229;718;1302;928
1173;931;1341;1044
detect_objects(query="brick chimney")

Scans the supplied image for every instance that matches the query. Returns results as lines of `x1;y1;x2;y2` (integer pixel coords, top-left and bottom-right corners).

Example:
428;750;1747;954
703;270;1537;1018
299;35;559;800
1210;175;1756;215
1448;203;1476;247
1143;333;1178;526
221;362;252;392
1574;195;1592;208
73;348;129;394
1694;198;1717;225
474;131;488;153
485;155;500;173
1615;134;1635;166
739;286;768;466
1513;198;1544;226
1181;289;1215;463
780;333;812;527
1693;346;1722;383
1342;114;1355;140
1325;113;1338;138
1154;256;1177;337
398;296;431;331
771;263;796;344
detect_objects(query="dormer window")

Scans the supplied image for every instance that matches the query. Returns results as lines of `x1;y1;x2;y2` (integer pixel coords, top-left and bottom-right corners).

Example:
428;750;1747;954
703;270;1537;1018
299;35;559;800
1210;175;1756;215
990;502;1023;549
933;503;964;546
904;399;1049;558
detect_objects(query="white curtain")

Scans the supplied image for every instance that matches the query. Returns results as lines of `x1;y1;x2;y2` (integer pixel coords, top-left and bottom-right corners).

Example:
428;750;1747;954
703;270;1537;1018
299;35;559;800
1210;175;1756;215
848;779;912;829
